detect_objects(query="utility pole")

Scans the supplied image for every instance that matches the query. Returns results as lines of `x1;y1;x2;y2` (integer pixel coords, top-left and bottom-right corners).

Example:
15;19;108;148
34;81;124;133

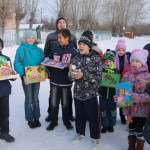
41;6;42;23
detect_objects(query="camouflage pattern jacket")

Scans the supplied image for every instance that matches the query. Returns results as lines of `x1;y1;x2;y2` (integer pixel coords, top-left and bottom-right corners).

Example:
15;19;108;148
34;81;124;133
71;50;102;101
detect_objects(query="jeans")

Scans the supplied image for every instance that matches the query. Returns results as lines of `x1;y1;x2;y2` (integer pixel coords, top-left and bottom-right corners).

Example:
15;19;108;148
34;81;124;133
50;84;70;123
47;82;73;118
22;81;41;121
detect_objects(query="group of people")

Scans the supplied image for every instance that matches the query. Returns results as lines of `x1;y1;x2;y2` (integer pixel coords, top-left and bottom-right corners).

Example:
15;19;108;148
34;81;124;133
0;17;150;150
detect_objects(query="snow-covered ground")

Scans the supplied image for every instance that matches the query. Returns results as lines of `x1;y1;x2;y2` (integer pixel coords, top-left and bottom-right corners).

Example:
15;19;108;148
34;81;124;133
1;37;150;150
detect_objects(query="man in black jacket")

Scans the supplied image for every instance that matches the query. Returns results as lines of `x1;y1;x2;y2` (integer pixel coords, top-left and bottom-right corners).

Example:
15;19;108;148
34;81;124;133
44;17;77;122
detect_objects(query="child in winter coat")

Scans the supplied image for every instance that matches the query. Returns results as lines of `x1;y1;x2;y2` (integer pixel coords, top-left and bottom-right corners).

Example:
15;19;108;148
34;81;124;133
99;49;120;133
82;30;103;62
70;36;102;150
14;30;44;129
46;29;77;131
0;39;15;142
115;39;129;124
122;49;150;150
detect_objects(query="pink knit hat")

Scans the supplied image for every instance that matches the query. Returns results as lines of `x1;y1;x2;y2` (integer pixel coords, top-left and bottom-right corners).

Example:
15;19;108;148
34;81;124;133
114;39;129;70
130;49;148;65
115;39;126;52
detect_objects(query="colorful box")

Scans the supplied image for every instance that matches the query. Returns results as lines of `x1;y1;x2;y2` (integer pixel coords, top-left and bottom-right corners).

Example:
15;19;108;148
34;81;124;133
25;65;45;83
116;82;134;108
41;59;67;69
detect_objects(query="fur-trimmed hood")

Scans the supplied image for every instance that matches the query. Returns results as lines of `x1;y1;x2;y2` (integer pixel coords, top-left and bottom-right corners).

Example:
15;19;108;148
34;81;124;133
20;38;41;44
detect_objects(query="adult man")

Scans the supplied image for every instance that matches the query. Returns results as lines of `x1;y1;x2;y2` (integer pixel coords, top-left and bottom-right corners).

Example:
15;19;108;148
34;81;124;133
44;17;77;124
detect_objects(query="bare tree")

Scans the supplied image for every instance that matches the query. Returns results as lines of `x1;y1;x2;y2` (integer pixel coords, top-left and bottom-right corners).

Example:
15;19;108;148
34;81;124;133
14;0;29;29
103;0;146;36
29;0;40;29
0;0;10;28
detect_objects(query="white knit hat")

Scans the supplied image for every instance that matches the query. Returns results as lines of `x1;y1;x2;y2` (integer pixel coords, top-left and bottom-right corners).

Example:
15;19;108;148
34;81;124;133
130;49;149;65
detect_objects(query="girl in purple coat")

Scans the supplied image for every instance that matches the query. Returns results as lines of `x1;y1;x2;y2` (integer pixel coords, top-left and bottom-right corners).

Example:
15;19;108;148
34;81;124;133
122;49;150;150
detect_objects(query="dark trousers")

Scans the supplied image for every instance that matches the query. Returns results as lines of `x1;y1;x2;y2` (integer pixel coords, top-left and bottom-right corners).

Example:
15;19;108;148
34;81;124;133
99;97;116;127
119;108;126;120
74;97;100;139
0;96;9;133
50;84;70;123
129;117;147;140
47;83;73;117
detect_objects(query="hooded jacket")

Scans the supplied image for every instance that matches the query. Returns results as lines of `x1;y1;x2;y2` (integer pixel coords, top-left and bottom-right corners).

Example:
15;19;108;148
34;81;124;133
14;42;44;77
122;65;150;117
71;50;102;101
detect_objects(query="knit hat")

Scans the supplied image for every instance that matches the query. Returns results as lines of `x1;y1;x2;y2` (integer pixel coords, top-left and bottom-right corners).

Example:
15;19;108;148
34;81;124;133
104;49;115;61
114;39;129;71
56;17;67;29
0;38;4;49
78;36;93;49
23;30;36;39
115;39;126;51
130;49;148;65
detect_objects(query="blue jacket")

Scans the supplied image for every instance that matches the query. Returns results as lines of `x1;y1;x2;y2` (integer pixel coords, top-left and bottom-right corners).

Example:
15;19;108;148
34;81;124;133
49;43;77;86
0;52;11;97
14;42;44;77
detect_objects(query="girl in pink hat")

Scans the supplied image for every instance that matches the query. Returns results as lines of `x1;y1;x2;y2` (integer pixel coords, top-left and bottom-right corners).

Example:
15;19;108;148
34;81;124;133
115;39;130;124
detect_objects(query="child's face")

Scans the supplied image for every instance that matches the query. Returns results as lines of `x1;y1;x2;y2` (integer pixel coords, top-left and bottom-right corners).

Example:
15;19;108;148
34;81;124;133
58;33;69;45
57;19;67;30
26;36;35;45
131;59;142;69
78;42;90;55
104;59;114;67
117;48;125;56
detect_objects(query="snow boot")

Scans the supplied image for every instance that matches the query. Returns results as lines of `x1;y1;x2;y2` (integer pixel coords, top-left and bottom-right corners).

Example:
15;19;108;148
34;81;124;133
46;122;58;131
108;126;114;132
34;120;41;127
64;121;73;130
101;127;108;133
28;121;36;129
45;115;51;122
0;133;15;142
136;140;145;150
128;136;136;150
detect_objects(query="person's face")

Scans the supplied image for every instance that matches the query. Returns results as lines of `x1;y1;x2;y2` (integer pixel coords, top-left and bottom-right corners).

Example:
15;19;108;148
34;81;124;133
131;59;142;69
104;59;114;67
57;19;67;30
26;36;35;45
58;33;69;45
117;48;125;56
78;42;90;55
